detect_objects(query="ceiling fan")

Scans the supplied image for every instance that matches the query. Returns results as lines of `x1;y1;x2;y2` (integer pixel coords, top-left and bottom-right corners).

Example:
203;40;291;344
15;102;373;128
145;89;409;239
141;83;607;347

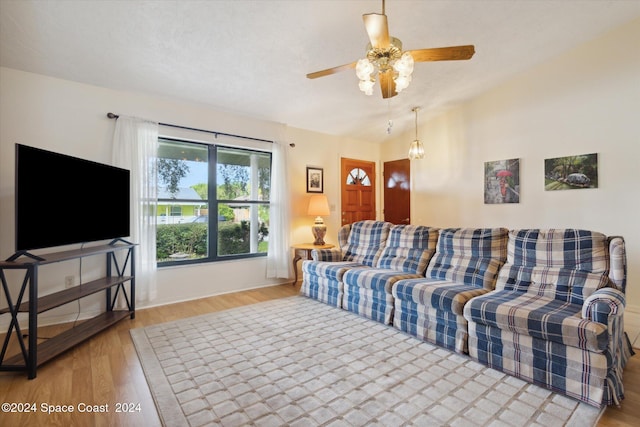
306;0;475;99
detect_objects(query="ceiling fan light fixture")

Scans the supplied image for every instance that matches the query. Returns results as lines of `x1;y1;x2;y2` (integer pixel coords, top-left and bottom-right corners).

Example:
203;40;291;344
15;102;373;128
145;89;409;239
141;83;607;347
394;73;412;93
393;51;414;75
393;51;414;93
408;107;425;160
358;79;375;95
356;40;415;96
356;58;376;95
356;58;374;80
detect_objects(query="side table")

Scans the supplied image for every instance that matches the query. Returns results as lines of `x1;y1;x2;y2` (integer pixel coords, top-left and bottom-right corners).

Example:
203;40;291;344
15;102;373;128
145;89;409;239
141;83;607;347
291;243;335;285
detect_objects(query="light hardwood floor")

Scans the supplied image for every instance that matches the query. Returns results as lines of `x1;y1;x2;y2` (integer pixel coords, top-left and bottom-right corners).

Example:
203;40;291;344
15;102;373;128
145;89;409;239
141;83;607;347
1;283;638;426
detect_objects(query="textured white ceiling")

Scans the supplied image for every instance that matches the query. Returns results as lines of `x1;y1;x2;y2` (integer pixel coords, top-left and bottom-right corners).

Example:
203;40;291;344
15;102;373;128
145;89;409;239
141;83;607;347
1;0;639;143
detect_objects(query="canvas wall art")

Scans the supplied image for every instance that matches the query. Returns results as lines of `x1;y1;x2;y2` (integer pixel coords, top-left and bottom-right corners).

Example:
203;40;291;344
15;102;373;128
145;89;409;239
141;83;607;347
544;153;598;191
485;158;520;204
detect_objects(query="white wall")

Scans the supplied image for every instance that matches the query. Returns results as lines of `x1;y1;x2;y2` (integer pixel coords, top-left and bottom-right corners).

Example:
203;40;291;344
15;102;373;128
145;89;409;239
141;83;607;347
286;126;382;247
382;18;640;342
0;66;380;326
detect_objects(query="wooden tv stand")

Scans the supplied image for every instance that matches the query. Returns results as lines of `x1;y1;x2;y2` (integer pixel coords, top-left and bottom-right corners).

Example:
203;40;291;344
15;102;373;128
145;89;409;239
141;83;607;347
0;239;136;379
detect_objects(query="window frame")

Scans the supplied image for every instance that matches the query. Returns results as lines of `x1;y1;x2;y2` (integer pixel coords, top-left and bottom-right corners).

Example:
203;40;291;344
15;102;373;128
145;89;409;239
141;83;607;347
157;137;272;267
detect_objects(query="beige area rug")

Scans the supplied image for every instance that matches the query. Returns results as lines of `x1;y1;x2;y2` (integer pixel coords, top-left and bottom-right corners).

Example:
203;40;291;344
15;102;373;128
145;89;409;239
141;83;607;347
130;296;604;427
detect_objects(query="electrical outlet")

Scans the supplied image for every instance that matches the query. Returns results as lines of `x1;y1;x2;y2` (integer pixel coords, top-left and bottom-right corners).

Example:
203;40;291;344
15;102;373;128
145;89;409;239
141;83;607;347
64;275;74;288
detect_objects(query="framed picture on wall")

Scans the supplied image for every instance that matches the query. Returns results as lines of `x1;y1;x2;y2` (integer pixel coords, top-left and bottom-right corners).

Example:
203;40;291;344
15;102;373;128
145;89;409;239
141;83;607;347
484;158;520;204
306;167;323;193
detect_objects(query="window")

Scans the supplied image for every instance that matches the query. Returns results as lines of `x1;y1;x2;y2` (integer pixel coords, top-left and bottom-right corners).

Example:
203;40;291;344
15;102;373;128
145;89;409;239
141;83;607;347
156;138;271;265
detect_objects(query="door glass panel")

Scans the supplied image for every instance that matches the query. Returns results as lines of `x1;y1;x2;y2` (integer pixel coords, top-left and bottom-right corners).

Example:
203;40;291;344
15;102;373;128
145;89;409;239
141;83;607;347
346;168;371;186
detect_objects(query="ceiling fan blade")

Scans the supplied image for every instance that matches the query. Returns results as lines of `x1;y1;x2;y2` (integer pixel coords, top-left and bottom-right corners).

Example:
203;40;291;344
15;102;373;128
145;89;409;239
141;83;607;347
379;70;397;99
363;13;390;49
408;45;475;62
306;61;357;79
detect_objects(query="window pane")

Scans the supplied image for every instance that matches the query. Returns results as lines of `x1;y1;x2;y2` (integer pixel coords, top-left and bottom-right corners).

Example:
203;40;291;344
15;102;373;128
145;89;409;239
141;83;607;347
216;147;270;257
156;139;209;261
216;202;269;256
217;148;271;201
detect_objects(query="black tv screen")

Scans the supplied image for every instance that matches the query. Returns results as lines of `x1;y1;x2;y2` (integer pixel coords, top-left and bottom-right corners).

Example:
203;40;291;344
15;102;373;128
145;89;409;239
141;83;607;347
15;144;131;252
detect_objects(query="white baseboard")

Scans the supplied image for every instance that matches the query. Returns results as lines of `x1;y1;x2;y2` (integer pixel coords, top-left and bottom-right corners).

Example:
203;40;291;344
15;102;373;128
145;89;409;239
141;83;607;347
625;307;640;349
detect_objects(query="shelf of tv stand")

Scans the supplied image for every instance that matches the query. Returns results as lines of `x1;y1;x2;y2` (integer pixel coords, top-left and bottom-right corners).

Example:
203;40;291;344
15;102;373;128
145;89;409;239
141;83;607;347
2;310;131;367
0;240;135;379
1;243;133;267
0;276;133;315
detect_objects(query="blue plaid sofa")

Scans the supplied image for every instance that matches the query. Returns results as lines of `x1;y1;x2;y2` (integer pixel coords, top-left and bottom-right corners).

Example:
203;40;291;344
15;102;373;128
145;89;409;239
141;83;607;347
300;220;391;307
342;224;439;324
392;228;509;354
301;224;632;407
463;229;633;407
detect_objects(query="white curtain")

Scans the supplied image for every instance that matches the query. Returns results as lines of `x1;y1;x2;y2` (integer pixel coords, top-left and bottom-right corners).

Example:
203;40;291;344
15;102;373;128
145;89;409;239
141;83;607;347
112;116;159;302
266;140;292;279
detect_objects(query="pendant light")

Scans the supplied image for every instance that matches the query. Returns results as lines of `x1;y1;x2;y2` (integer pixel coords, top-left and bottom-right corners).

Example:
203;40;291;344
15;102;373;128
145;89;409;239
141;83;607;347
408;107;425;160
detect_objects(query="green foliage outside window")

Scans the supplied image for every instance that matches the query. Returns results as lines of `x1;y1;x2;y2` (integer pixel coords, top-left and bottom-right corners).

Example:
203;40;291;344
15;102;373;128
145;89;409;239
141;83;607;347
157;220;268;261
157;223;207;261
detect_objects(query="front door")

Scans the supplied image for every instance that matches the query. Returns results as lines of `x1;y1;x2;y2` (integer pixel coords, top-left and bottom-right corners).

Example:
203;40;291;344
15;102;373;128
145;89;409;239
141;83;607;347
341;158;376;226
383;159;411;224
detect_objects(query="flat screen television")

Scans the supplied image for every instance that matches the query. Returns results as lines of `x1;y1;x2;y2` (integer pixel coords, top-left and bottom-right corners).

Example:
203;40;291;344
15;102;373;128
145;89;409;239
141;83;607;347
15;144;131;252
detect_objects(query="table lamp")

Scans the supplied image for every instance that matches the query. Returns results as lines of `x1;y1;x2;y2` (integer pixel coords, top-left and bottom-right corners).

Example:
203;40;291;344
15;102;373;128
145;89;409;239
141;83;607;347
307;194;330;245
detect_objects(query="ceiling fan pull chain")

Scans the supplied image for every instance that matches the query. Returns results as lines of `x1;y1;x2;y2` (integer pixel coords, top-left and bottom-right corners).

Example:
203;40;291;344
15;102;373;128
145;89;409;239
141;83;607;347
387;98;393;134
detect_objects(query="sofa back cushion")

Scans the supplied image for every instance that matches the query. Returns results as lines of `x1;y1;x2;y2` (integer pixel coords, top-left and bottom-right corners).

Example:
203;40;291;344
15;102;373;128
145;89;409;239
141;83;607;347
496;229;610;305
342;220;391;267
426;228;509;289
337;223;352;252
375;225;439;274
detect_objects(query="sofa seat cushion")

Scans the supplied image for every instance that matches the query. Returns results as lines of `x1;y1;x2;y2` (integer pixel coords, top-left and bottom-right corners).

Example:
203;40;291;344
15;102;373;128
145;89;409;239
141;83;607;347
500;267;609;305
343;268;423;293
464;290;608;352
393;278;491;316
302;260;365;281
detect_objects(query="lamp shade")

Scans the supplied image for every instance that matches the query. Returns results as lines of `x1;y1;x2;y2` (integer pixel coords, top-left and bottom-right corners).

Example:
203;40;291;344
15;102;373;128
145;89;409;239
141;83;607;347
307;195;330;217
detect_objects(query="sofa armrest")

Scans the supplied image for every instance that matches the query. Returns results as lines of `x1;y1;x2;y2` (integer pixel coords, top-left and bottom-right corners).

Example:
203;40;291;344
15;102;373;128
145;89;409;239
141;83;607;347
582;288;626;324
312;248;343;262
608;236;627;291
